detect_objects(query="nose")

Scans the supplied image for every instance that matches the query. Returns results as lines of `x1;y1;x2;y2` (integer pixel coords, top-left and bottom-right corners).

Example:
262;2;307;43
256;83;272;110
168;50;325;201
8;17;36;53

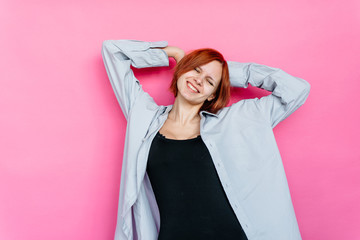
194;76;203;85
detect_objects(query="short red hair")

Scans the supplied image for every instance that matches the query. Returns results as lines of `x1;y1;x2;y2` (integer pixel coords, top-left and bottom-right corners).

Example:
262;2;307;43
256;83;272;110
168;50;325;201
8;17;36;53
169;48;230;115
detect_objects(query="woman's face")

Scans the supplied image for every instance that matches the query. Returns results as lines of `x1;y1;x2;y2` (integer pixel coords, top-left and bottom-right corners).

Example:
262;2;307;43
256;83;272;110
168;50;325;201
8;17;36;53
176;60;223;105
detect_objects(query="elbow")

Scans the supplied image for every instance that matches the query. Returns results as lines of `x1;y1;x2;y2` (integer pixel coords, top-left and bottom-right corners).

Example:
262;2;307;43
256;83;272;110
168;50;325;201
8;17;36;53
304;80;311;94
102;40;119;53
296;77;311;102
101;40;119;57
102;40;112;50
298;77;311;94
301;80;311;102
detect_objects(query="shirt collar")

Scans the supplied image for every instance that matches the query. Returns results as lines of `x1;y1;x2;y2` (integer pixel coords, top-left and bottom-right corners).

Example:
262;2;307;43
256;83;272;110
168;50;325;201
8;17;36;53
161;104;219;118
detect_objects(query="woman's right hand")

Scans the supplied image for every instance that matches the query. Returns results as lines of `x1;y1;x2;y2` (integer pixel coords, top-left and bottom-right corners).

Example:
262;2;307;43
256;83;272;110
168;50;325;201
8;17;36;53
158;46;185;64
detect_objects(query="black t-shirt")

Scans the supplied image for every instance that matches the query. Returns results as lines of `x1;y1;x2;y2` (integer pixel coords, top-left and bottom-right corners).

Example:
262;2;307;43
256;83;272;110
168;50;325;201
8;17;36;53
146;131;248;240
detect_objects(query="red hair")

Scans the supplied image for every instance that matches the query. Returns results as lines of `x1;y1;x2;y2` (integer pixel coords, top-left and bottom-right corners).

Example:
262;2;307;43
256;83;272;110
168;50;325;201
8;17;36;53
169;48;230;115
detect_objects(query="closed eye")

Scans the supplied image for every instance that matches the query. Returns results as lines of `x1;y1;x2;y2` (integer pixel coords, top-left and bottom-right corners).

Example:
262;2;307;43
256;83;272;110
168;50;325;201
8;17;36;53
195;67;214;86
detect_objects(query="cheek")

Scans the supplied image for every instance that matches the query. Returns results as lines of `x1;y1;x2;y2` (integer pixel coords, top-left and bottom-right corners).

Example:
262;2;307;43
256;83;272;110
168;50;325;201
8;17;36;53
176;78;186;92
206;85;215;93
176;78;183;88
177;76;189;87
208;87;218;98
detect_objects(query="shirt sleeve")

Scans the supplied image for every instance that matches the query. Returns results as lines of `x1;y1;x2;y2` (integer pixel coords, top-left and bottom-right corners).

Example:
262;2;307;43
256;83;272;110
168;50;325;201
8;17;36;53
101;39;169;121
227;61;311;129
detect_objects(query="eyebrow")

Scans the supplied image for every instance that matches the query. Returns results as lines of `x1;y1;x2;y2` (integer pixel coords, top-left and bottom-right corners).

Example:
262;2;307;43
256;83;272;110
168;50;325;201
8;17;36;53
198;66;216;83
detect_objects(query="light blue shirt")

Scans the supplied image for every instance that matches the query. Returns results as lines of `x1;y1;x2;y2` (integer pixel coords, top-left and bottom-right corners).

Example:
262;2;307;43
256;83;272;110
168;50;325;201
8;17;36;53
101;39;311;240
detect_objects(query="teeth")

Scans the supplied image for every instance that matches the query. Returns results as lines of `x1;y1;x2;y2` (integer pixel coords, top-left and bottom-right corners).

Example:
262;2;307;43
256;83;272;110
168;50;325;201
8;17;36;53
188;82;198;93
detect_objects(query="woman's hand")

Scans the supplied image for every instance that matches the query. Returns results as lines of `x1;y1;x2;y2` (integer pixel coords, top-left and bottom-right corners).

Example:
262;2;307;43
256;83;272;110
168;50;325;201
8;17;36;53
173;47;185;63
157;46;185;64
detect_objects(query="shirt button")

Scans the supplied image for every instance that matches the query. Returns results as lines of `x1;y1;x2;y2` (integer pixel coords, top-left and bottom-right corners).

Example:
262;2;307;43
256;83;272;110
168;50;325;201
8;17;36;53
234;204;238;209
217;162;220;167
209;143;213;147
225;183;228;188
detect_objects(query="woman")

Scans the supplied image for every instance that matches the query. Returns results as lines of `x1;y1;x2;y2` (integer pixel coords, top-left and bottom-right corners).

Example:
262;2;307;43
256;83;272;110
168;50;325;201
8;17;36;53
101;39;310;240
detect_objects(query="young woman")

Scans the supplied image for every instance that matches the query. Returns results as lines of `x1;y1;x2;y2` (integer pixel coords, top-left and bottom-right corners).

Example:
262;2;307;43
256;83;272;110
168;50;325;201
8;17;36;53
101;39;310;240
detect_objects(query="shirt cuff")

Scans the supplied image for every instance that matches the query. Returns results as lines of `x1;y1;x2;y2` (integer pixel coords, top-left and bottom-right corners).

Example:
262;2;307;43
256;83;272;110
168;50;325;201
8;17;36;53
124;40;170;68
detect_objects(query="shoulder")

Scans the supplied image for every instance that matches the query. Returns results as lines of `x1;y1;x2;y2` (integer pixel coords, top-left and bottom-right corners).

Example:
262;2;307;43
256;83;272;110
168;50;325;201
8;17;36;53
221;99;263;118
216;99;269;127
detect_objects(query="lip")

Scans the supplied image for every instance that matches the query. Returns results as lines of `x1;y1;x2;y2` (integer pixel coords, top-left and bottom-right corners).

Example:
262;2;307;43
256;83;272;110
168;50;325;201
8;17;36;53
187;81;200;93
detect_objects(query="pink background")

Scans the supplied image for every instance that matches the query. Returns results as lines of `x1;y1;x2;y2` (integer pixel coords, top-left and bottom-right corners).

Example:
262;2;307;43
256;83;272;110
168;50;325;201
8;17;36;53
1;0;359;239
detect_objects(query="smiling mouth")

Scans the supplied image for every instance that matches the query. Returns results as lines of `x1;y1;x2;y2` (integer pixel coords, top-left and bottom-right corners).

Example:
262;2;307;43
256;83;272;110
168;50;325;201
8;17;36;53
187;81;199;93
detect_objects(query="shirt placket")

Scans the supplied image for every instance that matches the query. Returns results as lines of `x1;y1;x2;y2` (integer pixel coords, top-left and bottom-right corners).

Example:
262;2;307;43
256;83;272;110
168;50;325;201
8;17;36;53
137;107;170;197
200;116;257;239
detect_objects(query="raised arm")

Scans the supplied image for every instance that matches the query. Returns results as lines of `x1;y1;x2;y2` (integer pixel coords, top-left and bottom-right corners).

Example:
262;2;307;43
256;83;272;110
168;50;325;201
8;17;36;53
227;61;311;128
101;39;169;121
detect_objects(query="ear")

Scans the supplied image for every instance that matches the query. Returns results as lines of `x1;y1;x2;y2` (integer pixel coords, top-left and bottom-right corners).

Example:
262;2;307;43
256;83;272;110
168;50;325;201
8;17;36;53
207;94;215;101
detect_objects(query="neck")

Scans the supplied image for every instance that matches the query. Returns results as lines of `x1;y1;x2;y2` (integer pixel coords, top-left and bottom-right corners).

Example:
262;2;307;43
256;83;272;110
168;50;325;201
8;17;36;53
168;97;202;125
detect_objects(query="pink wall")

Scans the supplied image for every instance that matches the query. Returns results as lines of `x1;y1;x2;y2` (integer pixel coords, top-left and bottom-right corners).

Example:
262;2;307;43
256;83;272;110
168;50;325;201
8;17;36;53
1;0;359;239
